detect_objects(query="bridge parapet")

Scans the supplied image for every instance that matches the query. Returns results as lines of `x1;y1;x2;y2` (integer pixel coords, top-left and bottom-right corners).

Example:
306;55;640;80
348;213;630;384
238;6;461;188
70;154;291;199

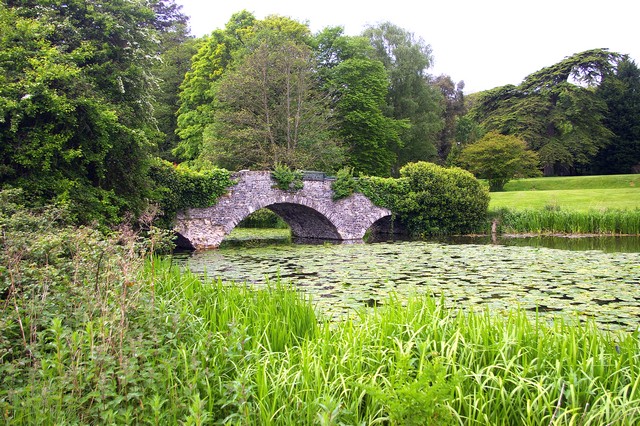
175;170;391;249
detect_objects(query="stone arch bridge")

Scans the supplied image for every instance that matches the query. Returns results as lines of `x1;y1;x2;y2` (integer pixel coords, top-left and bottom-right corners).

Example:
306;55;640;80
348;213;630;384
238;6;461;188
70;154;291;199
174;170;392;249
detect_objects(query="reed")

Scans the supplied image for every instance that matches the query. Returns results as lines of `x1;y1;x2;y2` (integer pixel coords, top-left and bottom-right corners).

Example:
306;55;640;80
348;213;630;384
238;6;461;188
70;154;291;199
493;208;640;235
3;259;639;425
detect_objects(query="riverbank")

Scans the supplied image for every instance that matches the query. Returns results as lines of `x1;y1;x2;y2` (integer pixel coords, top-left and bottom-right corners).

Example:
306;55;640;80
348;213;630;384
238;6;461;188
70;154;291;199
2;259;639;425
489;207;640;235
2;190;639;424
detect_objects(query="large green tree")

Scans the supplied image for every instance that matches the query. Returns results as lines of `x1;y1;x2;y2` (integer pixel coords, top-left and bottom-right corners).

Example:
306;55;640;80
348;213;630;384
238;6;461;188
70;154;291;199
433;75;467;162
470;49;625;175
0;0;160;223
205;38;341;170
175;10;256;161
314;27;406;176
328;57;406;176
593;59;640;174
363;22;444;172
148;0;197;161
178;14;342;171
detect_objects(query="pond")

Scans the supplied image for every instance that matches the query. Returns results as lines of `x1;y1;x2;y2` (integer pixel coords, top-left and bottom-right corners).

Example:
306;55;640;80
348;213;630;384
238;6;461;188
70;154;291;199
174;229;640;332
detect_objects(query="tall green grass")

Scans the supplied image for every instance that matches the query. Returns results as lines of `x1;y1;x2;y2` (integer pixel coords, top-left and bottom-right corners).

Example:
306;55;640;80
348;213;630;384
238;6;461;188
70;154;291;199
493;208;640;235
4;259;639;425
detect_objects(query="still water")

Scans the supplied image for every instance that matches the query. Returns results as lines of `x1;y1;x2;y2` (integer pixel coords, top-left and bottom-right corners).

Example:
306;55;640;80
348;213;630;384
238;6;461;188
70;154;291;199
175;230;640;332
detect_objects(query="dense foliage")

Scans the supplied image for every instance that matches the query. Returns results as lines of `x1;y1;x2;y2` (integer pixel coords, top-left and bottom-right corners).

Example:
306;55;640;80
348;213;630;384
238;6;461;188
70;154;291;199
2;1;638;230
0;0;194;225
147;159;233;227
270;163;304;191
468;49;629;176
175;13;344;171
392;162;490;235
0;190;174;424
327;55;406;176
335;162;490;236
2;203;638;424
593;59;640;174
174;14;455;176
459;132;541;191
149;0;198;162
363;23;445;171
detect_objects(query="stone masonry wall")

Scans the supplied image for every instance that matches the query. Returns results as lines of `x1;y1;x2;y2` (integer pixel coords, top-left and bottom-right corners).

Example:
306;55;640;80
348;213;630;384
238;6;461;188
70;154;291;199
174;170;391;249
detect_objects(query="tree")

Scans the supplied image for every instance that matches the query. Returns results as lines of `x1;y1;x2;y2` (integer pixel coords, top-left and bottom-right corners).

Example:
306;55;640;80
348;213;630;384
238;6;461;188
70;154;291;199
470;49;625;176
153;38;200;161
445;115;486;167
593;59;640;174
459;132;541;191
175;13;342;171
433;75;467;162
363;22;444;172
148;0;197;161
201;26;342;170
175;11;256;161
0;0;160;223
328;58;406;176
314;27;406;176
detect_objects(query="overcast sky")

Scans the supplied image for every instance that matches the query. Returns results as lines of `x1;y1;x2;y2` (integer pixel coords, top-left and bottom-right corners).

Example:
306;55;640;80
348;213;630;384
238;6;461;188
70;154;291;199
175;0;638;94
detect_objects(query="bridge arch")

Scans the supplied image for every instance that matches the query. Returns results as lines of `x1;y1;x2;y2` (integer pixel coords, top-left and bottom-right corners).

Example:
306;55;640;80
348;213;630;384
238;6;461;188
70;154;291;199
174;171;392;249
265;203;341;241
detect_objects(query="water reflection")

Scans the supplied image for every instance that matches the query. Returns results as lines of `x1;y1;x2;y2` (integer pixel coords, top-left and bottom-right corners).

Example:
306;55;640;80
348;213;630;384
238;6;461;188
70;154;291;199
432;235;640;253
175;232;640;332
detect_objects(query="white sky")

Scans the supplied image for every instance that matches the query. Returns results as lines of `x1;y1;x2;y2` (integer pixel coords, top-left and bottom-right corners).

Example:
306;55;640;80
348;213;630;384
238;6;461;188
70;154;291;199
175;0;639;94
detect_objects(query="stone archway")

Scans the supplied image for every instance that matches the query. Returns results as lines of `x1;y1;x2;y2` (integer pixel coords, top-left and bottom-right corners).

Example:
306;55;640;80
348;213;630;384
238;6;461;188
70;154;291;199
174;171;392;249
266;203;342;241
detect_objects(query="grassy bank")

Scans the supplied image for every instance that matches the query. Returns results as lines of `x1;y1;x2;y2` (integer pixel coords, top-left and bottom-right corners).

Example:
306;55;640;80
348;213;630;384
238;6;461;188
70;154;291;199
487;175;640;234
501;174;639;191
3;258;639;425
491;208;640;235
489;188;640;212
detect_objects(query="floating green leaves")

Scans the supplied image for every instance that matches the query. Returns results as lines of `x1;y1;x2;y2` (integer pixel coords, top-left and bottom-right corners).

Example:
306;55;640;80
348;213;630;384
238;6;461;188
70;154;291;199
178;240;640;331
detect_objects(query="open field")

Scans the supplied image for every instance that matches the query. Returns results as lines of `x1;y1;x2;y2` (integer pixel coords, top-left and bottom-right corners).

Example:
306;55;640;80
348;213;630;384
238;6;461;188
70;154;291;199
489;188;640;211
501;174;640;191
487;175;640;234
489;175;640;212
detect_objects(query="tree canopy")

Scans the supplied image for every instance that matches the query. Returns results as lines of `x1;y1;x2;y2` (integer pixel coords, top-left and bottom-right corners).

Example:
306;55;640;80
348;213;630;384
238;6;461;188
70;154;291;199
0;0;164;222
593;59;640;174
205;38;342;170
314;27;407;176
363;22;444;172
175;15;433;175
2;3;636;228
459;132;541;191
469;49;625;176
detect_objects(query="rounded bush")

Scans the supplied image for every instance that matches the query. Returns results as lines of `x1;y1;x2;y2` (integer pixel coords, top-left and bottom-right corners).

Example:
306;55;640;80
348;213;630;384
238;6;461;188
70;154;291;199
396;162;490;235
358;162;489;236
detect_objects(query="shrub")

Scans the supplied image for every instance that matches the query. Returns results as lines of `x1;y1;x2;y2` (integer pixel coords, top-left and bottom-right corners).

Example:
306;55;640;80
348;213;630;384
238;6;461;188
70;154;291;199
395;162;490;235
331;167;358;200
356;162;489;236
147;158;233;227
271;163;303;191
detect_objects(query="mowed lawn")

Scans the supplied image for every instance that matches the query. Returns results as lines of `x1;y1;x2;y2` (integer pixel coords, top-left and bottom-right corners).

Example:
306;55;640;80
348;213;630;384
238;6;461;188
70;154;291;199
489;174;640;211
